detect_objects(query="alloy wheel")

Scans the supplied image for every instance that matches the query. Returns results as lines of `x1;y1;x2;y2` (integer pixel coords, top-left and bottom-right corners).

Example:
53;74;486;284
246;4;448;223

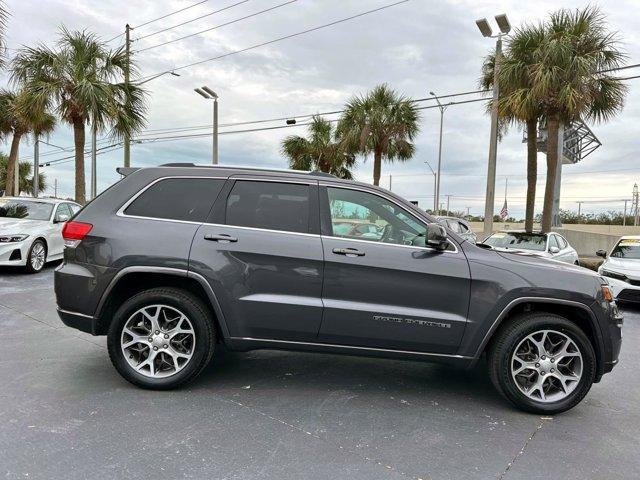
30;242;46;271
121;304;196;378
511;329;583;403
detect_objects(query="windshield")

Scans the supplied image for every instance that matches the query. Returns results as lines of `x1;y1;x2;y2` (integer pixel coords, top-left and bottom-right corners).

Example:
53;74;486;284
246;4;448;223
610;239;640;259
483;232;547;252
0;199;54;221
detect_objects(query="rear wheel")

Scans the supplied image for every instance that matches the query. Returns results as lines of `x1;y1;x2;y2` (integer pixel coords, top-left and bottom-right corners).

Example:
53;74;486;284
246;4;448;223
24;239;46;273
488;313;596;414
107;288;215;389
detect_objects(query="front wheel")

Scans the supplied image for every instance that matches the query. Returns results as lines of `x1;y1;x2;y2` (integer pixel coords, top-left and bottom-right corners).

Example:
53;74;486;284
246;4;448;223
107;288;215;389
24;239;47;273
488;313;596;414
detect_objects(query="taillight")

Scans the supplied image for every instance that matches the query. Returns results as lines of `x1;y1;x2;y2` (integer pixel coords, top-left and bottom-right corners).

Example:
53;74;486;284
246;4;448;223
62;221;93;242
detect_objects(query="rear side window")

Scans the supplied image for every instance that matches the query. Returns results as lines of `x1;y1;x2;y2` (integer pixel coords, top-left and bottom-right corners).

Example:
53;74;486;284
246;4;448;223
225;181;310;233
124;178;224;222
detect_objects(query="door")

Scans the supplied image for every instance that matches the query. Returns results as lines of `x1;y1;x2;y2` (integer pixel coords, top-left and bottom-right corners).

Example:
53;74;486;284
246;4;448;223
318;186;471;354
189;177;324;342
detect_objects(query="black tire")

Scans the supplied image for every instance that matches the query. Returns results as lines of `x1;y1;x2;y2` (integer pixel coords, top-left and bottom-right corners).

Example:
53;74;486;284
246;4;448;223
488;312;596;414
24;239;47;274
107;287;215;390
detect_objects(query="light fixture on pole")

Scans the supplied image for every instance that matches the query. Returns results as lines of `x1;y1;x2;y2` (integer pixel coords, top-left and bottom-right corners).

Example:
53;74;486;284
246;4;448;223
476;13;511;237
195;86;219;165
429;91;450;216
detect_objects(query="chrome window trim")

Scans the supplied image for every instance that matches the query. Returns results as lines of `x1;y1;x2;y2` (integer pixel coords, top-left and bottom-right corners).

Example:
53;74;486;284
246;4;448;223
320;182;460;254
321;234;459;254
203;222;320;238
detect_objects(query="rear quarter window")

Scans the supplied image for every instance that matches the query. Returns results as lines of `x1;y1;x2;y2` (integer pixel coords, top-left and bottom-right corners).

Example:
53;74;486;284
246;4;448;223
124;177;224;222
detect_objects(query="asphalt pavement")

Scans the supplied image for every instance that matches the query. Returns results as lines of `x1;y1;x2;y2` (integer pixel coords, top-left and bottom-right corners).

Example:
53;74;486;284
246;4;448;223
0;263;638;480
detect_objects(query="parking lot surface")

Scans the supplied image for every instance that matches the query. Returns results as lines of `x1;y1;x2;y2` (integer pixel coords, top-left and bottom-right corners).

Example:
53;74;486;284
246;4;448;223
0;264;638;480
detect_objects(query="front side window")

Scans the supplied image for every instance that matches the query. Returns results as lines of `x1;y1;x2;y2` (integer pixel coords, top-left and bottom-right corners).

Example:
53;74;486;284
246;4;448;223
327;187;428;247
225;181;310;234
548;235;559;250
54;203;71;222
124;178;224;222
0;199;53;221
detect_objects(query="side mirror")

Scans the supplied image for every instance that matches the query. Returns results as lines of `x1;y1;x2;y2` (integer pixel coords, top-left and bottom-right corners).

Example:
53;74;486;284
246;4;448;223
426;223;448;250
54;214;70;224
596;249;607;258
549;246;560;254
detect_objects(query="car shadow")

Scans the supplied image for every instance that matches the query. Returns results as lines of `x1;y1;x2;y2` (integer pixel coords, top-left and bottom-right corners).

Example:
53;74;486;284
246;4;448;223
193;347;506;409
0;260;61;276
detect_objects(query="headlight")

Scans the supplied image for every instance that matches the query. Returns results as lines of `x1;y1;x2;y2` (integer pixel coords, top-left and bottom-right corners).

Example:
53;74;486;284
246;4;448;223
0;234;29;243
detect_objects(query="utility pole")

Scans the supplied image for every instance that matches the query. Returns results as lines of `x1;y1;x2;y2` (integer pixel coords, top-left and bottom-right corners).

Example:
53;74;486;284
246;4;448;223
14;152;19;195
91;123;97;199
123;24;131;167
424;160;437;212
623;199;628;227
446;194;452;216
476;14;511;238
634;184;639;226
33;136;39;198
54;178;58;198
466;206;471;218
389;175;392;191
577;201;582;221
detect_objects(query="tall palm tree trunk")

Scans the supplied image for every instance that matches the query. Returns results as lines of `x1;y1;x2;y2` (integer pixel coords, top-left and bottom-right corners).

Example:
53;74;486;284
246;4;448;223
541;115;560;233
73;118;86;204
4;133;22;196
373;149;382;186
525;119;538;232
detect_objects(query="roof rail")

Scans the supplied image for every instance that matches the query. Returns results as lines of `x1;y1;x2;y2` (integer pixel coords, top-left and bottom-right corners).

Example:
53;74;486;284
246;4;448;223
116;167;141;176
157;163;337;178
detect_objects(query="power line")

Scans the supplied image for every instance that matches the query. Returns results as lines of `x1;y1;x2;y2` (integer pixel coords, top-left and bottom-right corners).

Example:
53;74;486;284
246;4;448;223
138;0;410;81
135;0;298;53
134;0;209;29
134;0;251;42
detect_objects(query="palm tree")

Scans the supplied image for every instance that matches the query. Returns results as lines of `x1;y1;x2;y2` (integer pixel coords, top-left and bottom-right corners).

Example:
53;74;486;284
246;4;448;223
11;28;147;204
336;84;420;186
480;23;546;232
0;89;55;196
0;155;46;195
282;116;355;179
533;7;627;232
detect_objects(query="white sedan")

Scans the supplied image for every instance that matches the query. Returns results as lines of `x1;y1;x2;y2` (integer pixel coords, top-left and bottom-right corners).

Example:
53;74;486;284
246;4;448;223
0;197;81;273
481;230;580;265
597;236;640;303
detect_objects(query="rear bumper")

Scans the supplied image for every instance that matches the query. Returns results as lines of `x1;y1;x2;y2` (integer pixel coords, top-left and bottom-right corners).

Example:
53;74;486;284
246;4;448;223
57;308;94;334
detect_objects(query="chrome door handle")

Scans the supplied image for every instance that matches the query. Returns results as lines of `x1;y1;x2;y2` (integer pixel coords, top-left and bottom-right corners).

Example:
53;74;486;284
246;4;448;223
332;247;365;257
204;233;238;243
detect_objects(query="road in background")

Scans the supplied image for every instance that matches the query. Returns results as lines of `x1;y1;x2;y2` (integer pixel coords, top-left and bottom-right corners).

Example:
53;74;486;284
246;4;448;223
0;265;637;480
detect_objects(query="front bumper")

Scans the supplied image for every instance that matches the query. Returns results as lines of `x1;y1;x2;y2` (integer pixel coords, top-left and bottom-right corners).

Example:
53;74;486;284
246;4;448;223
604;277;640;303
0;240;29;266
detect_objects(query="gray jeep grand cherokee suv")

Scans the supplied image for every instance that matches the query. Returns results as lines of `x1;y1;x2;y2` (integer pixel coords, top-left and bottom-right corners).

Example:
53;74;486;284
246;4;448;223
55;164;622;414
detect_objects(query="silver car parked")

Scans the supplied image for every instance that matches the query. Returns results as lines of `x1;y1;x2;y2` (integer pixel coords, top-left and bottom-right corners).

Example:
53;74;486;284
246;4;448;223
435;216;477;243
481;230;579;265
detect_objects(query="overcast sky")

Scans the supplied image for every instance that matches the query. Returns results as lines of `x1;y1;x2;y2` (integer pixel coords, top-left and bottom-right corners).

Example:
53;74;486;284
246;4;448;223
2;0;639;218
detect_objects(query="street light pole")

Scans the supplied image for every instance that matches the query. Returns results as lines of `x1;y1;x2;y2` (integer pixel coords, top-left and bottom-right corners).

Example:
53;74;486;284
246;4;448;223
91;123;97;199
429;91;448;216
476;14;511;237
195;86;219;164
124;23;131;168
